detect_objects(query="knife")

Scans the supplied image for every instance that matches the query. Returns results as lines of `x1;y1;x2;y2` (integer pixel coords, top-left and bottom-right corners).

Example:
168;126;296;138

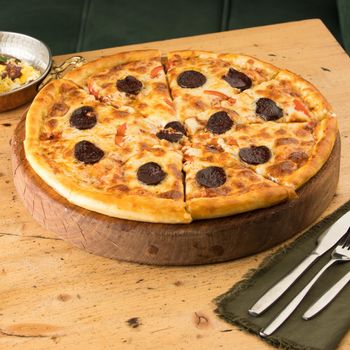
302;270;350;320
249;210;350;316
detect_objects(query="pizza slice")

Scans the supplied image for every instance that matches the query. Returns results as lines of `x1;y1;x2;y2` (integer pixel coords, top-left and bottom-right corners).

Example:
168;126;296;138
236;70;334;123
275;70;334;121
26;78;98;141
216;52;280;91
25;132;191;223
217;117;337;189
64;50;176;126
166;51;282;131
183;133;292;219
26;79;188;155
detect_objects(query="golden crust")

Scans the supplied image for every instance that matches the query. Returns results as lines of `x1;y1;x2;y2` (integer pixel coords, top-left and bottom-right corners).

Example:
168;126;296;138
167;50;217;56
65;49;161;87
282;116;338;189
183;134;296;219
188;184;289;220
276;69;333;119
218;52;280;79
25;79;95;141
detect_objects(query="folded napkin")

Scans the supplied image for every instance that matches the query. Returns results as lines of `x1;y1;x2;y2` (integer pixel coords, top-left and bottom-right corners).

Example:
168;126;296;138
215;200;350;350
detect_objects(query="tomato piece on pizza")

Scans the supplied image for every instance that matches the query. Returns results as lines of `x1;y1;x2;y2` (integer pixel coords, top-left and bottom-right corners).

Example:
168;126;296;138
25;79;145;143
64;50;176;127
236;70;334;123
183;133;292;219
275;70;334;121
217;118;337;189
27;79;187;158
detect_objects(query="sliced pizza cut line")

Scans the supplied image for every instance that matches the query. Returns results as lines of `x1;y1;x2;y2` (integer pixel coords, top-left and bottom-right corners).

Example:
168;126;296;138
183;132;296;219
25;79;188;163
25;137;191;224
166;51;278;126
183;144;293;220
64;50;177;128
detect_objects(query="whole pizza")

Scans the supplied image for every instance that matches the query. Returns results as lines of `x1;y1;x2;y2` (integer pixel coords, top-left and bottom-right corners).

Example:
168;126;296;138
24;50;337;223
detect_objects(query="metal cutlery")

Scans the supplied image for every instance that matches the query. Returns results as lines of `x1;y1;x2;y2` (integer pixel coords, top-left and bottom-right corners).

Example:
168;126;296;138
249;210;350;316
302;270;350;320
260;229;350;337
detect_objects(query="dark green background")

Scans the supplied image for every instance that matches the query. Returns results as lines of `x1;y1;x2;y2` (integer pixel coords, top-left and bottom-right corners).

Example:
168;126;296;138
1;0;349;55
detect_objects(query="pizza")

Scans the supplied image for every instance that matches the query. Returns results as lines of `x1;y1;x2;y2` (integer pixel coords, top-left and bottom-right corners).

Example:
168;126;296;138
24;49;337;223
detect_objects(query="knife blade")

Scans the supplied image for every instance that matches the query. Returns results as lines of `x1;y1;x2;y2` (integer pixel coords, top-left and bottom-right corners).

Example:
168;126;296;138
302;270;350;320
249;210;350;316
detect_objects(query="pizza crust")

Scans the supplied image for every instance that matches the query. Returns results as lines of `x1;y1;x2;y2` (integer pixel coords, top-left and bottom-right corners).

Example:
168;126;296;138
276;69;333;120
187;185;290;220
65;49;161;87
281;116;338;189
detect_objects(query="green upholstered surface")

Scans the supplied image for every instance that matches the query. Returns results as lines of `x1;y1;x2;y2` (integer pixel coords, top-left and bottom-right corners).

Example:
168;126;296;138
0;0;348;55
78;0;223;52
0;0;85;54
337;0;350;53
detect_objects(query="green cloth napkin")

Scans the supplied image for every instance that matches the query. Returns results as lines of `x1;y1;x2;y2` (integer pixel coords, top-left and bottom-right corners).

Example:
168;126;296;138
215;200;350;350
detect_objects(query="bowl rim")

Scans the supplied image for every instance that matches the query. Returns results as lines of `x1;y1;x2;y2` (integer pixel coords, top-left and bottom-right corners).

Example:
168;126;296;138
0;31;52;97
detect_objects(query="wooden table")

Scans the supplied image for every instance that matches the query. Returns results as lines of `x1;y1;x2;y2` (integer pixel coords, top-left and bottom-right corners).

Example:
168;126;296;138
1;19;350;349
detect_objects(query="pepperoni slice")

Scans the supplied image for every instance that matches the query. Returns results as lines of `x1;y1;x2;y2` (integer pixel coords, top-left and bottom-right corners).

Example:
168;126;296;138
239;145;271;165
74;140;104;164
70;106;97;130
156;130;183;143
196;166;226;188
137;162;166;185
116;76;143;95
177;70;206;88
256;98;283;121
222;68;252;91
156;121;187;143
206;111;233;134
164;121;187;135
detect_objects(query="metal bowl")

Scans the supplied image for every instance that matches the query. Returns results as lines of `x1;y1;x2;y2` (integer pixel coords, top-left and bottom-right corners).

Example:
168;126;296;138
0;31;52;112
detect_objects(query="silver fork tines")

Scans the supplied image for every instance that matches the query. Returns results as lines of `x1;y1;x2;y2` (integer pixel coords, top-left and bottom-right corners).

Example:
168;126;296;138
260;228;350;337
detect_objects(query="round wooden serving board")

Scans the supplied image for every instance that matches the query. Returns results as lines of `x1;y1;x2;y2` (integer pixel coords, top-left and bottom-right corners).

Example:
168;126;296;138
11;114;341;265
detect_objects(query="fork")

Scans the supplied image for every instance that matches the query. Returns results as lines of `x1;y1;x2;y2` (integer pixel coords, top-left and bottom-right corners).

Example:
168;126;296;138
260;230;350;337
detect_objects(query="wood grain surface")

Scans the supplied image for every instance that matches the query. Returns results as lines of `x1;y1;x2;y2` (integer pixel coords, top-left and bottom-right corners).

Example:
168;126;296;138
11;113;341;265
1;19;350;349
